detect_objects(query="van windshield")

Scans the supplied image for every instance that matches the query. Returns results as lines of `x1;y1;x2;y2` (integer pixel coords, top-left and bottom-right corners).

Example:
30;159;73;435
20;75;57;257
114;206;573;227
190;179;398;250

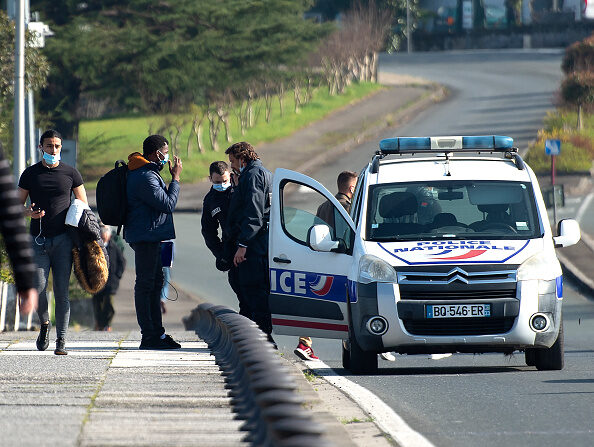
366;181;542;241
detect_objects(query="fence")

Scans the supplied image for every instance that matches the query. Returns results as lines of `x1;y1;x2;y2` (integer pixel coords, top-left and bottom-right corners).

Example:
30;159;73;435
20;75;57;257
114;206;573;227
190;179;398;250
184;303;332;447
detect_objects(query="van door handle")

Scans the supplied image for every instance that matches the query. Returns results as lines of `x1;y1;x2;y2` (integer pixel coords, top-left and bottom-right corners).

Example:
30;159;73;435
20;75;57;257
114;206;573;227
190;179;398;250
273;257;291;264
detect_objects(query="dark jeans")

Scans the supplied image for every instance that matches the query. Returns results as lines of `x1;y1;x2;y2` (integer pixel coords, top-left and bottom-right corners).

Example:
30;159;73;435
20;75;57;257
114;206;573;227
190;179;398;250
92;290;114;329
228;265;251;319
130;241;164;339
237;254;272;334
32;232;73;339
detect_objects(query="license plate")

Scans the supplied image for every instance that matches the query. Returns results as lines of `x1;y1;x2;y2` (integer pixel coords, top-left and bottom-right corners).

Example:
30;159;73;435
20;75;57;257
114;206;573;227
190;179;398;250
426;304;491;319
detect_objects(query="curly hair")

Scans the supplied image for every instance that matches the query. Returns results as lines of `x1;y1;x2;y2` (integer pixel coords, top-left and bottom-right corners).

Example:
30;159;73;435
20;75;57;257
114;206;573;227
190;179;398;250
224;142;259;162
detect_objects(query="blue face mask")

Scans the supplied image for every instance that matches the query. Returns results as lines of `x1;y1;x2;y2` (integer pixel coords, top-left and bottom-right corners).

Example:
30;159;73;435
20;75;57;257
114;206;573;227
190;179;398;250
212;182;231;192
43;152;60;164
239;165;245;173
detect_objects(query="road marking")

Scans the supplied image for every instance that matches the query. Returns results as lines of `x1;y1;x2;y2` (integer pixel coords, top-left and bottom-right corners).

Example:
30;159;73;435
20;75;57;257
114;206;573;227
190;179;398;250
575;192;593;224
306;359;435;447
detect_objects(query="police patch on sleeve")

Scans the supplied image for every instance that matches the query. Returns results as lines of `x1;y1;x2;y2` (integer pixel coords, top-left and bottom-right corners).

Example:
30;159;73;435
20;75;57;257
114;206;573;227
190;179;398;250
211;207;221;217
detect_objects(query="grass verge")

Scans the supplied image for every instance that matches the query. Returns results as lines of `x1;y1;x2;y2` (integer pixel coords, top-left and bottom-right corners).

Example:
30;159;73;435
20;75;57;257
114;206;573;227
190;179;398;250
525;110;594;174
79;82;384;186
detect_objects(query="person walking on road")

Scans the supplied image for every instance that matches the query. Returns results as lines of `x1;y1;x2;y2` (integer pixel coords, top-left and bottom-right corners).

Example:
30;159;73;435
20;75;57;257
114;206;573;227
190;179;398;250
124;135;182;350
93;225;126;331
0;143;38;314
200;161;248;317
294;171;358;361
225;142;274;345
18;129;87;355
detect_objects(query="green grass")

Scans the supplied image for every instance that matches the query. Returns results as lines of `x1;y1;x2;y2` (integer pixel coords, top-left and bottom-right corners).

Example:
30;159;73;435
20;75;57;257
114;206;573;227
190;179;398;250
525;110;594;174
79;82;383;186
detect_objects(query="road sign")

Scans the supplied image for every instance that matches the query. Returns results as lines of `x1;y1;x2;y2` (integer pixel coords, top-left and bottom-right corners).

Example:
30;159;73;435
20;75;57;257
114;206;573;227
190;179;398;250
545;139;561;156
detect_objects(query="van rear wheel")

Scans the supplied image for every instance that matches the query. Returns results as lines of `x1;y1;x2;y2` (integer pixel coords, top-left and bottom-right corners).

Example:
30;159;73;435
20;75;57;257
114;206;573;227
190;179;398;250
534;320;564;371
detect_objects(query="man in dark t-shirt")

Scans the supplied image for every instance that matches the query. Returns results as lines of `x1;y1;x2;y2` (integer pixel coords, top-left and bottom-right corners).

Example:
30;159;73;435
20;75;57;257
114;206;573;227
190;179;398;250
18;129;87;356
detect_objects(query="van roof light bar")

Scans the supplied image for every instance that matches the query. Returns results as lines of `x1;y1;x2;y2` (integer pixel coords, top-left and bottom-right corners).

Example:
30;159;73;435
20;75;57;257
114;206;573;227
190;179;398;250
378;135;515;154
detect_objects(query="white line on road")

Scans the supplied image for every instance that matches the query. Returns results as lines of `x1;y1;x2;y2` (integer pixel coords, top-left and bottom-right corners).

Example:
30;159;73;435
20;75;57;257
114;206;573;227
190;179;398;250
306;359;436;447
575;192;594;224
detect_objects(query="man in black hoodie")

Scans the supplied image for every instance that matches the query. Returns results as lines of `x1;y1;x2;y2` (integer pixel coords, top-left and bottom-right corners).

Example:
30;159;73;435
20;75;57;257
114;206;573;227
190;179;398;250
201;161;246;317
225;142;273;344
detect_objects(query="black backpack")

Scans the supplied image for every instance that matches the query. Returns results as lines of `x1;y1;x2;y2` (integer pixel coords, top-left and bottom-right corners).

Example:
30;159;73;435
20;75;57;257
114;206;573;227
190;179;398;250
96;160;128;234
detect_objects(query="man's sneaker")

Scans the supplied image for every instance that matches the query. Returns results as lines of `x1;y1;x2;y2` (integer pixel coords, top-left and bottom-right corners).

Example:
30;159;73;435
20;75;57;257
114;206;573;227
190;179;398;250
162;334;181;349
36;322;50;351
139;336;177;350
380;352;396;362
54;338;68;355
294;342;320;361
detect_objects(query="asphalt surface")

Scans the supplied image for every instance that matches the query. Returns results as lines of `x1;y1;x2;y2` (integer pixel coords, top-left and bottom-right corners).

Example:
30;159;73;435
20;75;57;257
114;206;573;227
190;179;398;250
167;49;594;447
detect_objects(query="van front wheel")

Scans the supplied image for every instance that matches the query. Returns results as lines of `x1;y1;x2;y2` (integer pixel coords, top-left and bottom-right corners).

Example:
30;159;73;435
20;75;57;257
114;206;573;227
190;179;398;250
347;335;378;375
534;320;564;371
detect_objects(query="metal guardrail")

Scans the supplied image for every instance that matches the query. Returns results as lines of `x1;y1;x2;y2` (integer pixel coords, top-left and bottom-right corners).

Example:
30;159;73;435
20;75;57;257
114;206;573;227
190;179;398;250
184;303;332;447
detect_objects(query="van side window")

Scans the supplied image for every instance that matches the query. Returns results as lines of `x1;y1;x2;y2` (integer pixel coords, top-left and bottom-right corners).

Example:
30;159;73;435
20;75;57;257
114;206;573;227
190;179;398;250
281;180;354;252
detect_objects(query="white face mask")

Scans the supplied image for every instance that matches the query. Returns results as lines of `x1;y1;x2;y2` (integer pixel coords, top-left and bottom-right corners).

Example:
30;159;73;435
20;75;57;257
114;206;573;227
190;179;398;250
157;150;169;166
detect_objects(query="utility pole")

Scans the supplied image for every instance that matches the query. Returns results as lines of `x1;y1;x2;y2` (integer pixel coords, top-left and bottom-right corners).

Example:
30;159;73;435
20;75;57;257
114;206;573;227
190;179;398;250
406;0;412;53
13;0;26;181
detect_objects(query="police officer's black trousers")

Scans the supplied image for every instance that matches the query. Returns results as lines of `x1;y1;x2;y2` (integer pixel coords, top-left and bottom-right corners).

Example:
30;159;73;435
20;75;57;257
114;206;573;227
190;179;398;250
237;254;272;335
228;266;252;319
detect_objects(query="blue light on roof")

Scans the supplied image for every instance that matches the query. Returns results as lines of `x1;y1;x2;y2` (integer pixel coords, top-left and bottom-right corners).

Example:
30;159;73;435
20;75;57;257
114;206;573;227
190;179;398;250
379;135;514;153
463;136;514;149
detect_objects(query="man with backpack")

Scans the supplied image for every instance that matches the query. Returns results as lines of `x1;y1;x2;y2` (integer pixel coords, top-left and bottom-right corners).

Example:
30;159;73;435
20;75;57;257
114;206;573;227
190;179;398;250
124;135;182;350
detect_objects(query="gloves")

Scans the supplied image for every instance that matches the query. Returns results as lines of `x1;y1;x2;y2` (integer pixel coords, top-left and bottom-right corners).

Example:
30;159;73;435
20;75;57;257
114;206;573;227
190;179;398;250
216;257;231;272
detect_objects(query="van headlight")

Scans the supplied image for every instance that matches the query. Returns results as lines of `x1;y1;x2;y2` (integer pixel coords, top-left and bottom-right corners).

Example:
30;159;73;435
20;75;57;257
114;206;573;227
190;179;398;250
358;254;397;284
517;251;561;281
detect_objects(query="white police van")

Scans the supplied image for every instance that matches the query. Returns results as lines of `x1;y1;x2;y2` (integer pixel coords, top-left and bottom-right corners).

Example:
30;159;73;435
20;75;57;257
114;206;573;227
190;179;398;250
268;136;581;373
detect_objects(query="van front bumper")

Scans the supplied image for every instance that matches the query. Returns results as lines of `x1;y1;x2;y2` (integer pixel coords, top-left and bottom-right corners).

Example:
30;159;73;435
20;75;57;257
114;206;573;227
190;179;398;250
354;280;562;354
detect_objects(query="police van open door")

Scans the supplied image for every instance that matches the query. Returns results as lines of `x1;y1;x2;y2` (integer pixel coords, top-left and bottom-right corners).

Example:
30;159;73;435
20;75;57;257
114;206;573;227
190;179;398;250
269;168;355;339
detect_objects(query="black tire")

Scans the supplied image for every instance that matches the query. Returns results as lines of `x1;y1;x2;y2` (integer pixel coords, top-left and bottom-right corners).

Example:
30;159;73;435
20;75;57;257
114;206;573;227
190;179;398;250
534;320;564;371
348;334;378;375
342;340;350;370
525;348;536;366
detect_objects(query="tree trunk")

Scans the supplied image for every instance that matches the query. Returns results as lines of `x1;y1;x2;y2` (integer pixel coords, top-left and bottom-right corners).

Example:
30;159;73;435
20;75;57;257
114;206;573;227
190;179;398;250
278;82;285;117
192;114;205;153
247;88;255;128
294;82;301;114
264;85;272;123
207;109;221;151
577;104;583;130
217;106;232;143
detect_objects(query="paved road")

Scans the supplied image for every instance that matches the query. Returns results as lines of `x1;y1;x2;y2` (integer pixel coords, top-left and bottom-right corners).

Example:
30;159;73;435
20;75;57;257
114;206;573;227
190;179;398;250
148;50;594;446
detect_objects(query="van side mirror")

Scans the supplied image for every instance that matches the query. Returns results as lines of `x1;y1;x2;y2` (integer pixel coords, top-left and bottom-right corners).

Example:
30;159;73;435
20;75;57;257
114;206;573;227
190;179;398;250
553;219;581;248
307;224;340;252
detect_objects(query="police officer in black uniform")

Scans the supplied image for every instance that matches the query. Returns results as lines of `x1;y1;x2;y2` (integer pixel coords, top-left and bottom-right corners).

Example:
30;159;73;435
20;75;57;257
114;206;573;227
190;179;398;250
225;142;273;343
200;161;248;317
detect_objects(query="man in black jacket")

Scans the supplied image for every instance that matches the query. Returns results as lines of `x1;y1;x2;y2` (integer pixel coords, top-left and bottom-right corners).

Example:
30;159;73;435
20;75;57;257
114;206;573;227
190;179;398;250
200;161;247;317
225;142;273;343
93;226;126;331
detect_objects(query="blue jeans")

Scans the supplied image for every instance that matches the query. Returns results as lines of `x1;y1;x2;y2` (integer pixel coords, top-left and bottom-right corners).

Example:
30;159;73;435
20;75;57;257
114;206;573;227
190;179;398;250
32;232;73;339
130;242;164;339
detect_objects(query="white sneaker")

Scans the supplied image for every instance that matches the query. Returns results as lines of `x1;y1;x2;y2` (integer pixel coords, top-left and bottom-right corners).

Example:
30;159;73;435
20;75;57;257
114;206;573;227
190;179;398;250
380;352;396;362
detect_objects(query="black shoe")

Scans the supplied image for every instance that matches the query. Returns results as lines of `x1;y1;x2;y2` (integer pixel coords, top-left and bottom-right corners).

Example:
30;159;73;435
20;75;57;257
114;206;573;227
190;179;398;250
139;336;177;350
36;322;50;351
162;334;181;349
54;338;68;355
267;333;278;350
